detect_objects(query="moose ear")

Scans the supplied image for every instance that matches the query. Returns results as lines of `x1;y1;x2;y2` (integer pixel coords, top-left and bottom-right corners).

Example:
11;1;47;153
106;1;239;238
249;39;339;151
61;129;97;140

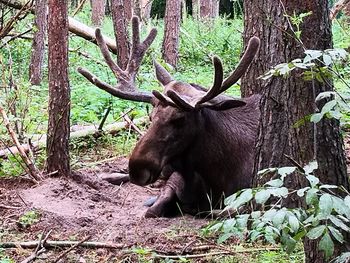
204;99;246;111
153;60;173;86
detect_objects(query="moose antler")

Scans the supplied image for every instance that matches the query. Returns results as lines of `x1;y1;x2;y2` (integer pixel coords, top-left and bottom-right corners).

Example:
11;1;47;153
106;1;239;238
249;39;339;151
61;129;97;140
158;36;260;110
77;16;157;103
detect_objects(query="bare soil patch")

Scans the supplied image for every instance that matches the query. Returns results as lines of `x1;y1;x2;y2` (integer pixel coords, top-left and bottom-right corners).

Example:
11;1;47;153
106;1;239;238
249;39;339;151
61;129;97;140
0;157;217;262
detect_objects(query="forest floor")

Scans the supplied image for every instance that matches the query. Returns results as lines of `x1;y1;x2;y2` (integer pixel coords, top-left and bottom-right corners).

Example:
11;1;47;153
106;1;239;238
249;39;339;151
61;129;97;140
3;133;349;262
1;157;264;263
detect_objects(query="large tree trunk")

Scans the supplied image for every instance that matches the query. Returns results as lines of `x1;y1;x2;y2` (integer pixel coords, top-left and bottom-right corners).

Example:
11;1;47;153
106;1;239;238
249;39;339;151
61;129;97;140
242;0;349;262
90;0;106;26
111;0;130;69
29;0;47;85
47;0;70;177
162;0;181;67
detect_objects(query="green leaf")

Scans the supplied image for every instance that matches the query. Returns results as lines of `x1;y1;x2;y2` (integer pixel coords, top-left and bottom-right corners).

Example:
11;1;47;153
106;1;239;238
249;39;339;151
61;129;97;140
303;161;318;175
323;54;333;66
306;225;326;239
271;187;289;198
288;213;300;233
329;215;350;232
265;179;283;187
311;113;323;123
344;196;350;210
332;196;350;218
319;194;333;216
333;252;350;263
218;232;234;244
255;189;271;205
229;189;253;209
321;100;337;114
251;211;261;219
297;187;310;197
306;175;320;187
315;91;336;102
236;214;249;229
272;209;287;227
328;226;344;243
319;231;334;259
306;188;319;205
277;167;296;177
284;236;297;254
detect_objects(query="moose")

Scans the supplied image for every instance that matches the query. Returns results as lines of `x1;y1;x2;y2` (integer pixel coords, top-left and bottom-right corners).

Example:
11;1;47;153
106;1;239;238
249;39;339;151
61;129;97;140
78;17;260;217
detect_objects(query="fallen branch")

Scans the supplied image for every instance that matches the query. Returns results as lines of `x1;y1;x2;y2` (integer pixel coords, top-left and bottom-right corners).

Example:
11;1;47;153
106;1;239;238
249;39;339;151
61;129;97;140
20;229;52;263
124;115;145;136
53;236;91;263
0;240;126;249
0;117;147;158
0;0;117;54
0;106;42;181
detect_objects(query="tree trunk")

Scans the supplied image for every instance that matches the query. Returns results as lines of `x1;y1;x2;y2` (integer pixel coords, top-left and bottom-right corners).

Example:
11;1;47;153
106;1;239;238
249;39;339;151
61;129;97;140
90;0;106;26
199;0;211;18
162;0;181;67
192;0;199;19
211;0;219;17
29;0;47;85
111;0;130;70
47;0;70;177
242;0;349;262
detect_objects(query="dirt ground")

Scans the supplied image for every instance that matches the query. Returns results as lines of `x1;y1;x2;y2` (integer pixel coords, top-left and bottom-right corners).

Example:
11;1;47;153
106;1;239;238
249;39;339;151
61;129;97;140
2;134;350;262
0;157;231;262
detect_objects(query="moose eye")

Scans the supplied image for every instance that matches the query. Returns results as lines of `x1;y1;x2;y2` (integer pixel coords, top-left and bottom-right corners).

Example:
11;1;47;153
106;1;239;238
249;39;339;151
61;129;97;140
170;116;186;127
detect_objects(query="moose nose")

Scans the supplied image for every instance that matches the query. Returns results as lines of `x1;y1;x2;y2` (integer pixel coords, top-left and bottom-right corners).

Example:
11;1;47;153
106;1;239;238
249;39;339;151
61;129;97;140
128;159;160;186
129;168;152;186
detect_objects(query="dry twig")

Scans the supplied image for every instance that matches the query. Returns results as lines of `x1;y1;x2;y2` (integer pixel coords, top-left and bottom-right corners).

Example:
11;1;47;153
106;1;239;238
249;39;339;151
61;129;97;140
53;236;91;263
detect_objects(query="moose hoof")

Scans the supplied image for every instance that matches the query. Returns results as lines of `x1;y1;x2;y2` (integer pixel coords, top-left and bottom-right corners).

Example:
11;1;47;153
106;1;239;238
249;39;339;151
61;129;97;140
144;206;164;218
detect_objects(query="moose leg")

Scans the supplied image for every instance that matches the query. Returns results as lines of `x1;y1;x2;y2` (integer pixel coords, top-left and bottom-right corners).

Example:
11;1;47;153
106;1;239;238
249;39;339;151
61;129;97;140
144;171;185;218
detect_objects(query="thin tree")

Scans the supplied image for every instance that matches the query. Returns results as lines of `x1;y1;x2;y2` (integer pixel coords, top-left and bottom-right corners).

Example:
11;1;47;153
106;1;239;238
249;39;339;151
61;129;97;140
46;0;70;177
29;0;47;85
242;0;349;261
162;0;181;67
90;0;106;26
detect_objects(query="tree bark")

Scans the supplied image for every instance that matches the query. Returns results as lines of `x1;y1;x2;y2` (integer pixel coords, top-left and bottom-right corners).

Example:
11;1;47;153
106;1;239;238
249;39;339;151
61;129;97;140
192;0;199;19
211;0;219;17
242;0;349;262
111;0;130;70
162;0;181;67
199;0;211;18
90;0;106;26
47;0;70;177
133;0;141;18
29;0;47;85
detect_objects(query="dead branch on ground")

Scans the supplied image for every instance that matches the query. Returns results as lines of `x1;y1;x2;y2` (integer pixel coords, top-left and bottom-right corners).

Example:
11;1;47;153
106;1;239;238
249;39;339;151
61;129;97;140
20;229;52;263
53;236;91;263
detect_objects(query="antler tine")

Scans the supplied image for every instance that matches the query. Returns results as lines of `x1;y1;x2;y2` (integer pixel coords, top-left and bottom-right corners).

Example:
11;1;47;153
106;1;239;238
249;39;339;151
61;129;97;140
95;28;124;79
127;16;158;78
196;56;223;105
77;16;157;104
220;36;260;92
77;67;153;103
